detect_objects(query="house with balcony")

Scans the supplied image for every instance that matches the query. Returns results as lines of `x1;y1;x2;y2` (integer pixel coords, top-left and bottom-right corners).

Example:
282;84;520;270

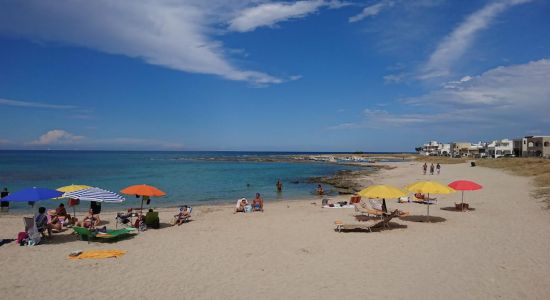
486;139;513;158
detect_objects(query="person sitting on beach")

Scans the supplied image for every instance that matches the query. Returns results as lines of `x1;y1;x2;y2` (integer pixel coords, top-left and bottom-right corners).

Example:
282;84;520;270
234;198;248;213
174;205;191;225
54;203;74;225
414;193;426;200
252;193;264;212
316;184;324;195
78;209;100;228
35;207;52;237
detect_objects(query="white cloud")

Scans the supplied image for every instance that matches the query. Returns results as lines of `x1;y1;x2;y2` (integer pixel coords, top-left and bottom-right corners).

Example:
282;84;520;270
332;59;550;132
349;0;394;23
420;0;533;80
0;1;288;84
228;0;342;32
30;130;84;145
0;98;75;109
27;130;184;150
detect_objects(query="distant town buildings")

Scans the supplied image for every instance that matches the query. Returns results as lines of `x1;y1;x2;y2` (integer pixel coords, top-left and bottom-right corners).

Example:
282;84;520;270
417;135;550;158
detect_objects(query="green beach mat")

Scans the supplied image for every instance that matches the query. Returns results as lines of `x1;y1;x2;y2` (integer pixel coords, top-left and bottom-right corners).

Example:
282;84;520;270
73;226;136;240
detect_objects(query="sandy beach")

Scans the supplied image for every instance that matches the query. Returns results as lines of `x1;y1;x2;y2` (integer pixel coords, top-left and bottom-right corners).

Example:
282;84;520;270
1;161;550;299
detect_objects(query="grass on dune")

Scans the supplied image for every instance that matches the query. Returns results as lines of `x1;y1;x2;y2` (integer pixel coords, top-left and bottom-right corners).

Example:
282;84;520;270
476;158;550;207
415;156;468;164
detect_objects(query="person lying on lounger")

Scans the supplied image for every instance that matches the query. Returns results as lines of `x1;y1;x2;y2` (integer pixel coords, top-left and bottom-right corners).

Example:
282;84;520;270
234;198;247;213
78;209;100;228
174;206;191;226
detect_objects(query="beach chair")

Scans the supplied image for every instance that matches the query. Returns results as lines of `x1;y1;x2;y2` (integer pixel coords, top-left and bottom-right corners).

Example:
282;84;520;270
335;210;399;232
145;211;160;229
72;226;136;243
354;203;384;218
171;207;192;225
23;217;42;245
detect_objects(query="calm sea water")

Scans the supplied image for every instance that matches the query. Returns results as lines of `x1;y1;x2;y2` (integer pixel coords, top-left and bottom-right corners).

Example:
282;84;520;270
0;151;366;212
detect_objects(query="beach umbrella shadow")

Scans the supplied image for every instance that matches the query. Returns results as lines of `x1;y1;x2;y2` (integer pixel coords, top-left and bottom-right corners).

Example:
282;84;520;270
440;206;476;212
399;215;447;223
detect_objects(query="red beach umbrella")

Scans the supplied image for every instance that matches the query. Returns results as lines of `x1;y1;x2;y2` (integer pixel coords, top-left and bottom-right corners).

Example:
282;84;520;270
448;180;482;211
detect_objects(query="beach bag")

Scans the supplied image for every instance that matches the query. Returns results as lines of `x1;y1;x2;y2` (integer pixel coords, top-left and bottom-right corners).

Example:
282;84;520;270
17;232;28;246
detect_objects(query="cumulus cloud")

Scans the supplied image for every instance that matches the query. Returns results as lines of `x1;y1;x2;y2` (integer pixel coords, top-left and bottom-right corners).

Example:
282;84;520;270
228;0;344;32
0;0;289;84
349;0;394;23
0;98;75;109
332;59;550;132
30;130;84;145
420;0;533;79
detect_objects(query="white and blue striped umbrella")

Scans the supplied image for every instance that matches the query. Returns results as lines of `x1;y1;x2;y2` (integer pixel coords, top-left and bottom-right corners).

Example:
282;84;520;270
64;187;125;203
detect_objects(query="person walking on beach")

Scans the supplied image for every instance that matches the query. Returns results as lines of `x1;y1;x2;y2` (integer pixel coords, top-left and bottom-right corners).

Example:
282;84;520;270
436;163;441;175
276;179;283;192
422;163;427;175
429;163;435;175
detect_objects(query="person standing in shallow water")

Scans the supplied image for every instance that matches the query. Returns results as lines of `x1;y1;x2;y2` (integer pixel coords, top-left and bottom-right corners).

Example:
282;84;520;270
436;163;441;175
276;179;283;192
430;163;435;175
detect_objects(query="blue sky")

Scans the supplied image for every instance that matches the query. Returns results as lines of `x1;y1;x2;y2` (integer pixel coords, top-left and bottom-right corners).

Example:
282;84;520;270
0;0;549;151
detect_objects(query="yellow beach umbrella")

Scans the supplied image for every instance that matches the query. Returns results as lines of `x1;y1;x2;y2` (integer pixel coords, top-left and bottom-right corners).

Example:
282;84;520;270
405;181;455;222
57;184;91;193
358;185;407;199
406;181;455;195
358;185;406;214
56;184;91;218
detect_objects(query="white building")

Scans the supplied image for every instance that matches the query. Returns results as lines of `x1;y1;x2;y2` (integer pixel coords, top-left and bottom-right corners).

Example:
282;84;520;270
486;139;513;158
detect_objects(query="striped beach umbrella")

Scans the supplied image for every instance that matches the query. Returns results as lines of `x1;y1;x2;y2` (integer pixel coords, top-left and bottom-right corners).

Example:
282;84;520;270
64;187;125;203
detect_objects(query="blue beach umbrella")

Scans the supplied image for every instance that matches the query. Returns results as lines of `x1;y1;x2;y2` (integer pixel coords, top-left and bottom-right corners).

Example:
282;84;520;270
2;187;63;203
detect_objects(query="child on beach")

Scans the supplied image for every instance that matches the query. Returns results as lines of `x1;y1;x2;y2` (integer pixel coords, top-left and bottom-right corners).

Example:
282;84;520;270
430;163;435;175
423;163;427;175
316;184;324;195
436;163;441;175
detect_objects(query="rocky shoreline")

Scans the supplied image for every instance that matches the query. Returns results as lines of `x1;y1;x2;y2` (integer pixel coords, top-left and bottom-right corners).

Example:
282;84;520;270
306;164;396;194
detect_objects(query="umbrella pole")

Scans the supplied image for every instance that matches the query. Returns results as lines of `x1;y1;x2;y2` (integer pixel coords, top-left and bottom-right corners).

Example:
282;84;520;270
426;204;430;222
461;191;465;212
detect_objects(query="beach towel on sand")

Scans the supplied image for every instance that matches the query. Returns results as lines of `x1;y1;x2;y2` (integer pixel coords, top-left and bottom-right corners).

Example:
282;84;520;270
68;250;127;260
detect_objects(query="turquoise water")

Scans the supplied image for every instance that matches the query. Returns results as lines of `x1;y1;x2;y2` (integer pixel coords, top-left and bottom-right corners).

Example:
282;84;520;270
0;151;365;212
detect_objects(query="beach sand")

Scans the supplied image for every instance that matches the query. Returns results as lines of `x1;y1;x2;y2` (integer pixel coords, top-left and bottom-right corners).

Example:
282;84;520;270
1;162;550;299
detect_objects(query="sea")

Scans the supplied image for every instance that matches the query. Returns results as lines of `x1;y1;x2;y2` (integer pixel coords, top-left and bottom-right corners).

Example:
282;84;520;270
0;151;373;212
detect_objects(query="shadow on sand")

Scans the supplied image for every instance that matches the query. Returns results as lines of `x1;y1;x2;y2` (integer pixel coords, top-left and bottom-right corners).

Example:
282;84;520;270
335;222;408;233
440;206;476;212
399;215;447;223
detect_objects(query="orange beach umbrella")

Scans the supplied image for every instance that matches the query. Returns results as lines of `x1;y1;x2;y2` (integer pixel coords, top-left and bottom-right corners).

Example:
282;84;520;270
120;184;166;213
120;184;166;197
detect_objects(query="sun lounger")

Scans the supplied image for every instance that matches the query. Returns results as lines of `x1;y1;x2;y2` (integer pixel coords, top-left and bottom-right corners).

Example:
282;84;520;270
335;210;399;232
72;226;136;243
354;203;385;218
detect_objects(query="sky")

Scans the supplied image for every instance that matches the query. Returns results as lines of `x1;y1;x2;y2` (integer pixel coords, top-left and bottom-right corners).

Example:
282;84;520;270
0;0;549;152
